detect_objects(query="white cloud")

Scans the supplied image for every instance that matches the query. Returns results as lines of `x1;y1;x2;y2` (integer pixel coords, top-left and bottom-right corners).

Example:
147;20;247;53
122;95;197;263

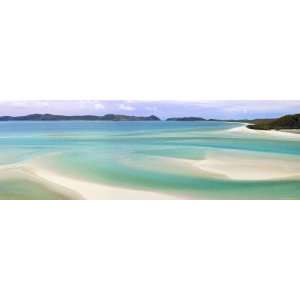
223;102;300;114
119;103;135;111
94;103;105;110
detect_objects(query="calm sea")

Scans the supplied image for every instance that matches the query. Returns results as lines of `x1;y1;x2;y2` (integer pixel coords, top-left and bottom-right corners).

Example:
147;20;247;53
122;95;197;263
0;121;300;199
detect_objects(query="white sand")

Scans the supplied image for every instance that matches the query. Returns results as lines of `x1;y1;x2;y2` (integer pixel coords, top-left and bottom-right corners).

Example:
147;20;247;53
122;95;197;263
0;161;178;199
148;150;300;181
28;166;177;200
2;122;300;198
228;124;300;139
188;151;300;180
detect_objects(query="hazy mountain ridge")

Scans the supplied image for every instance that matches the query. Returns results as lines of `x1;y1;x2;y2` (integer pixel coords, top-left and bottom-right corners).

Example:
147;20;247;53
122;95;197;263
166;117;205;121
0;113;299;129
0;114;161;121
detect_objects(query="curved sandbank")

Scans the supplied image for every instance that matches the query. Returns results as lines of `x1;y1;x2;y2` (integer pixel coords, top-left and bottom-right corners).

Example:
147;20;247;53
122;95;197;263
126;146;300;181
0;165;82;200
27;165;178;200
158;151;300;181
0;163;179;200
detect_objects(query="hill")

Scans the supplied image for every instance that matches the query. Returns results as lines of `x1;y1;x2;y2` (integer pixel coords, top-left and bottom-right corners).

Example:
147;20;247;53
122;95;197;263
247;114;300;130
0;114;161;121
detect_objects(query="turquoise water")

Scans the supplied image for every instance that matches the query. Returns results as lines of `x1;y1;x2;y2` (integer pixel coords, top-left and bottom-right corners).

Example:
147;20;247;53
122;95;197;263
0;121;300;199
0;176;75;200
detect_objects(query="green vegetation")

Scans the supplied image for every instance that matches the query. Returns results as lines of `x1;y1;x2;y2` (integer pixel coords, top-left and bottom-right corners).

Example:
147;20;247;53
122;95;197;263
247;114;300;130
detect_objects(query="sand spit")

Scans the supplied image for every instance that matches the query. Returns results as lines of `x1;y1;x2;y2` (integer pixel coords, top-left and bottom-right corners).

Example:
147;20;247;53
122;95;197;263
228;124;300;139
184;151;300;181
29;167;178;200
0;165;82;199
0;162;179;200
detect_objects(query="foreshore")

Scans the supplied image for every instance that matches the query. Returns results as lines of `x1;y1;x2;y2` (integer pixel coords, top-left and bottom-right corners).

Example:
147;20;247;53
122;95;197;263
280;129;300;135
1;122;300;199
0;155;180;199
157;123;300;181
161;150;300;181
26;164;178;200
193;152;300;180
227;123;300;139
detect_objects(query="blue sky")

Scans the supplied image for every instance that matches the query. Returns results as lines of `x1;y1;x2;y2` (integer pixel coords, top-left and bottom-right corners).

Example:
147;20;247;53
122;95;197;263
0;100;299;120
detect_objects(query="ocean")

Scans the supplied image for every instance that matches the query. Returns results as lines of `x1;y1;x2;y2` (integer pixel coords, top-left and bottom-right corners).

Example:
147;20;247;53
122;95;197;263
0;121;300;199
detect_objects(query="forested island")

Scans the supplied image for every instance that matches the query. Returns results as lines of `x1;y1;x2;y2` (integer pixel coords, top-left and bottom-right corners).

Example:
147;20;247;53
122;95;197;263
247;114;300;130
0;114;160;121
0;113;299;131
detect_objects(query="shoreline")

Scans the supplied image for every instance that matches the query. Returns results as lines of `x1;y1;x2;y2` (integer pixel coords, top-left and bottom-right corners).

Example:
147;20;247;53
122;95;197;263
227;123;300;139
1;150;300;199
0;121;299;199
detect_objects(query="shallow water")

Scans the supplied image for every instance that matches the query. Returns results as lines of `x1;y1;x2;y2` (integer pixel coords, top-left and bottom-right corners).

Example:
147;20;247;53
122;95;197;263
0;175;74;200
0;121;300;199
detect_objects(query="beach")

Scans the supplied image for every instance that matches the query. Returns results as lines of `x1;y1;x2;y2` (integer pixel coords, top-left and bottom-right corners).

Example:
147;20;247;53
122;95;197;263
280;129;300;135
228;123;300;139
148;148;300;181
30;166;178;200
190;151;300;180
0;120;299;199
0;162;178;200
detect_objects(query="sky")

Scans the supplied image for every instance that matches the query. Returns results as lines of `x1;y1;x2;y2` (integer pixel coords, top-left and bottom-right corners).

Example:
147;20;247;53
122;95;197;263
0;100;299;120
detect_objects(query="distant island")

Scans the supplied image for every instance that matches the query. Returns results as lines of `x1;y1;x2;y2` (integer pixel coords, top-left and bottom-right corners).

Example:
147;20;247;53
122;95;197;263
247;114;300;130
0;114;207;122
166;117;205;121
0;113;160;121
166;113;300;131
0;113;299;130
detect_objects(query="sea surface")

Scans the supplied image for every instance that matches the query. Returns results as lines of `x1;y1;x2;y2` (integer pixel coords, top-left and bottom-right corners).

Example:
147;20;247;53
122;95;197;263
0;121;300;199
